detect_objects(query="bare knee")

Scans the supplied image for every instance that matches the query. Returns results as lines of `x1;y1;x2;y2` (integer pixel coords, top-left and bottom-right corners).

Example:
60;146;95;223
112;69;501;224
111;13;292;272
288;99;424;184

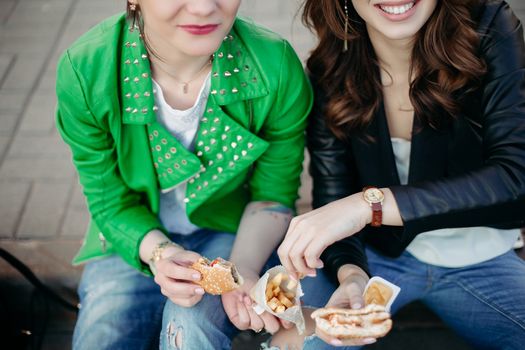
166;322;183;349
270;327;305;350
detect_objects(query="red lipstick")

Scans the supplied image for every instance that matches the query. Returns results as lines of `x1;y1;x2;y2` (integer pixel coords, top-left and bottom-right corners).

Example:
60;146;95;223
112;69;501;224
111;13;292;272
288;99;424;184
179;24;219;35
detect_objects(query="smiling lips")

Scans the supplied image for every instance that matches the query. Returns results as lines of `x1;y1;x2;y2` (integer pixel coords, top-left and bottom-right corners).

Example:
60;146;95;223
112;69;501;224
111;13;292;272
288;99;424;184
179;24;219;35
378;1;416;15
375;0;418;20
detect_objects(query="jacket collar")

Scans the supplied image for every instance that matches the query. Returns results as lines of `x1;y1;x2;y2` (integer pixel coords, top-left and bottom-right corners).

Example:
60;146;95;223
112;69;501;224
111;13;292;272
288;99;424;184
119;19;269;125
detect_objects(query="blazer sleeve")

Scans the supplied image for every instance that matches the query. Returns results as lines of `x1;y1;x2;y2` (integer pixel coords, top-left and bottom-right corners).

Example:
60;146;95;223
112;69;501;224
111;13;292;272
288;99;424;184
55;51;165;274
249;41;313;209
307;77;371;282
390;3;525;237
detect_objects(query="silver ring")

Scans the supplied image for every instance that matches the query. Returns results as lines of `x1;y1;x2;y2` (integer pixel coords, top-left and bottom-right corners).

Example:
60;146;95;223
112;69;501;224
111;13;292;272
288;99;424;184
254;328;263;333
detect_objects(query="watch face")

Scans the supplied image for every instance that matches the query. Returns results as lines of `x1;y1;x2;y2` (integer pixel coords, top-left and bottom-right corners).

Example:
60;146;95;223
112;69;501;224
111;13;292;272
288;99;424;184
364;188;385;203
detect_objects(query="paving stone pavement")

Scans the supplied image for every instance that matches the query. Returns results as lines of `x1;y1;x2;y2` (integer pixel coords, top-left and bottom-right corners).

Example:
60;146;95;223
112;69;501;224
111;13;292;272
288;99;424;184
0;1;524;349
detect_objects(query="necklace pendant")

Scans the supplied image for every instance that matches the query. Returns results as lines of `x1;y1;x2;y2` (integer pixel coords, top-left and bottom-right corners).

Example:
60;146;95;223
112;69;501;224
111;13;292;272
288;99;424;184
182;83;189;94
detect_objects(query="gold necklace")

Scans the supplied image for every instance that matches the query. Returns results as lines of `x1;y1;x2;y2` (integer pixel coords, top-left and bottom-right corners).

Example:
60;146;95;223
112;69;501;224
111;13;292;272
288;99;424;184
153;58;212;94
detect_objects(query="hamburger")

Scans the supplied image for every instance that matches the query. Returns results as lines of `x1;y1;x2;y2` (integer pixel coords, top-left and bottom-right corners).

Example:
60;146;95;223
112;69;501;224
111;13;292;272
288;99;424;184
191;257;243;295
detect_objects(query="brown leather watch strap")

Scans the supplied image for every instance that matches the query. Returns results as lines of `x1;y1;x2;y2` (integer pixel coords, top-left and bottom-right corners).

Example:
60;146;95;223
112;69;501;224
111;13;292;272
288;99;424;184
371;202;382;227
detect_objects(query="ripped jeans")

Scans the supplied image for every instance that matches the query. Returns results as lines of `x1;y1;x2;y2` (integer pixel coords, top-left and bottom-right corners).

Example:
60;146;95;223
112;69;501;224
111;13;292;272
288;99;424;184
160;233;345;350
74;229;343;350
73;230;238;350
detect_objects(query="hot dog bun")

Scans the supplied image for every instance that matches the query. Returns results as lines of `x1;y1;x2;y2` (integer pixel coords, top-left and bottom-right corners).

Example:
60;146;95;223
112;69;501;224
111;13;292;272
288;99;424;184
311;304;392;339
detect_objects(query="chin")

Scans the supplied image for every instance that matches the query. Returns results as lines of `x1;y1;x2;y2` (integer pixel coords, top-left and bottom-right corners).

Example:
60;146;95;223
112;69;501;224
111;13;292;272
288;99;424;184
384;28;420;41
183;44;221;58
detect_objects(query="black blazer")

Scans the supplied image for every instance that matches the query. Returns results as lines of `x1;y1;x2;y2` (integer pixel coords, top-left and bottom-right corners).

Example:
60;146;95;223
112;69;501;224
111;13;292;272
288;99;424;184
309;0;525;281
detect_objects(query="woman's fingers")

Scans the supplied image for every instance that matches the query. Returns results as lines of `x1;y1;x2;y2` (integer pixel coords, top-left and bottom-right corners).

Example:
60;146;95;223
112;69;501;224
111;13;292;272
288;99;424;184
241;296;280;334
279;214;330;278
279;319;294;330
235;298;252;330
168;250;202;266
315;327;376;347
259;312;281;334
157;261;202;282
303;238;327;270
279;217;318;277
288;225;322;276
157;278;205;299
277;218;303;279
346;283;366;309
328;283;364;309
245;306;265;332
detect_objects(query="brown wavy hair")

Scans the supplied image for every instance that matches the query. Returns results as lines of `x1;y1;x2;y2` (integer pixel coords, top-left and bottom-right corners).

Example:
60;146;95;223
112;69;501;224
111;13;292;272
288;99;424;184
303;0;487;139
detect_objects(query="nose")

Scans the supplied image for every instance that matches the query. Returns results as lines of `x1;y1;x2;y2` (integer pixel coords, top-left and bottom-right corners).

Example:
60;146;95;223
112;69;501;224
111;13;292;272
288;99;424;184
186;0;217;17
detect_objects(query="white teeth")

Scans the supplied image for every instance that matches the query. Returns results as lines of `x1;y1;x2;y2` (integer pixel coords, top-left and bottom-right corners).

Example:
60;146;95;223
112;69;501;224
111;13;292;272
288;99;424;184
379;2;415;15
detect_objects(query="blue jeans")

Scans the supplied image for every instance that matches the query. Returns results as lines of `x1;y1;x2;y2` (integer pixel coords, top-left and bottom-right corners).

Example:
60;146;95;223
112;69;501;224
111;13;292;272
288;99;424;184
365;247;525;350
160;232;344;350
73;230;340;350
263;248;525;350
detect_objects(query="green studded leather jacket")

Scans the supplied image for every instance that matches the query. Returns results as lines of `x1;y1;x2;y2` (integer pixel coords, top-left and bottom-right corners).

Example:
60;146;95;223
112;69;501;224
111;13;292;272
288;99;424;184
55;13;313;274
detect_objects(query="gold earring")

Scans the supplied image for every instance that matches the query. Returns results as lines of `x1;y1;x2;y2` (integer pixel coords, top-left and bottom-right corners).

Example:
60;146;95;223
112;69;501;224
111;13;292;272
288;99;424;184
129;2;137;11
343;0;348;52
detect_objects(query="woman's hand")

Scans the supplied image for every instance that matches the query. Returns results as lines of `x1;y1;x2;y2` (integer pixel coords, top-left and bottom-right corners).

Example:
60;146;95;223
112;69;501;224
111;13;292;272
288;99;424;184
315;265;377;347
222;267;291;334
153;248;206;307
278;194;370;279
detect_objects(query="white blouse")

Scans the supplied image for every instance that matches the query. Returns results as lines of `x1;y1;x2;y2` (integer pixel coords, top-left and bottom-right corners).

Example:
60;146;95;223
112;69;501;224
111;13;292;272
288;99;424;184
391;137;519;267
153;76;211;235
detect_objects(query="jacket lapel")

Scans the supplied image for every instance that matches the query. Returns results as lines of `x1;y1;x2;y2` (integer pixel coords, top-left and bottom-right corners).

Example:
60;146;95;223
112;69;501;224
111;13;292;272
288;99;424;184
408;117;449;183
185;105;268;214
117;19;270;213
351;104;401;187
120;23;156;125
208;32;269;105
352;103;450;187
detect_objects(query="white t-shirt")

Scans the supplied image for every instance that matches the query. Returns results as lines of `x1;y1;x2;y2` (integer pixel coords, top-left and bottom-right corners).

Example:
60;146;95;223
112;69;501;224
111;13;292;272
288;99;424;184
390;137;519;267
153;76;211;235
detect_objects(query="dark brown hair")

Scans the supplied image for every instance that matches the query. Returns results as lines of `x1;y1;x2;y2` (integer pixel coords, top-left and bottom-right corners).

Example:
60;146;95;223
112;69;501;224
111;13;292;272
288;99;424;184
303;0;486;139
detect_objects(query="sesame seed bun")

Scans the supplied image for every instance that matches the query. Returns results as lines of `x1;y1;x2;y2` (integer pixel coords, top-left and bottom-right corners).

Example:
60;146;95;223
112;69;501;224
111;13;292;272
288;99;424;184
191;257;244;295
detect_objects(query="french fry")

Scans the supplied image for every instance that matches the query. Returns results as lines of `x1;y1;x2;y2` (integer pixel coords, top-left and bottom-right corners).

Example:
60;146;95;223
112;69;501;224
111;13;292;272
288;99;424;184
266;287;274;300
286;279;297;290
262;271;299;314
284;292;295;299
275;305;286;313
268;297;280;311
271;272;284;286
278;294;294;308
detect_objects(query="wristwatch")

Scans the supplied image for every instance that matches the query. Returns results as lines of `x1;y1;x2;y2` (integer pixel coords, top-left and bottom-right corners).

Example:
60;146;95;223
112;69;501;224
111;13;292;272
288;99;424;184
148;241;183;275
362;186;385;227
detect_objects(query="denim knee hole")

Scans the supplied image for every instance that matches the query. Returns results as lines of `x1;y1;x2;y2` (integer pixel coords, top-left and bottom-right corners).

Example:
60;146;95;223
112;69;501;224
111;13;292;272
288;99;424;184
166;322;183;349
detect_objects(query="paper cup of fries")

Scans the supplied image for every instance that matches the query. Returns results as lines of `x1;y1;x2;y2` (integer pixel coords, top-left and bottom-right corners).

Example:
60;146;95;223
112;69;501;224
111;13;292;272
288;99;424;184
249;265;306;334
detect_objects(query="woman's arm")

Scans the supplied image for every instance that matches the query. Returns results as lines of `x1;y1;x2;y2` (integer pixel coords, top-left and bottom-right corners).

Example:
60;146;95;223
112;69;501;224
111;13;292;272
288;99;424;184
222;40;313;333
229;201;293;272
280;5;525;278
278;76;374;281
56;51;166;273
390;4;525;237
57;51;208;307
